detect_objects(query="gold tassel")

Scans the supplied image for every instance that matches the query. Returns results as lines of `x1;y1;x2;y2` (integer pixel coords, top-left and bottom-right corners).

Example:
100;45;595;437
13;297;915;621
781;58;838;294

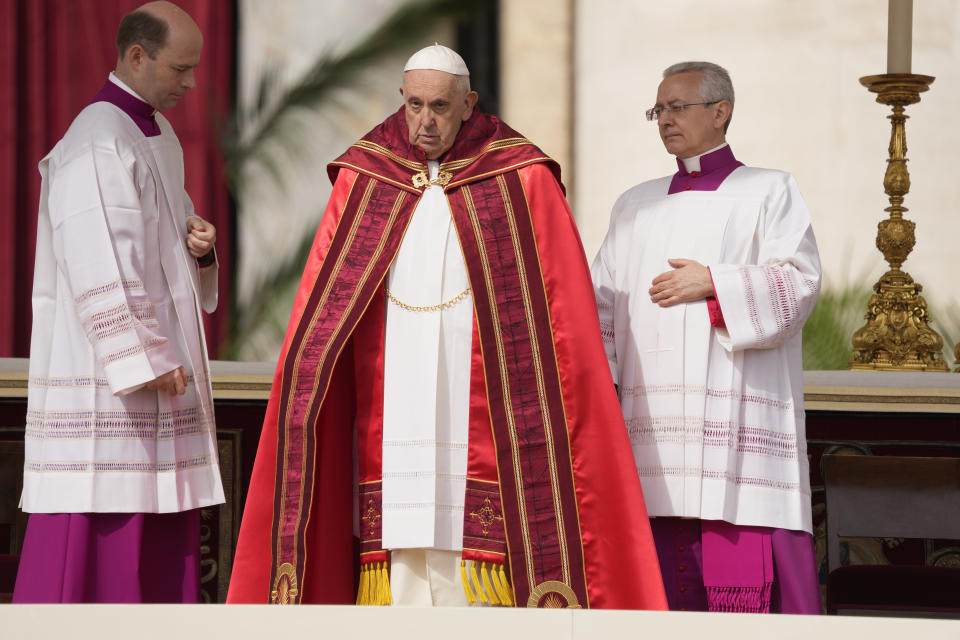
461;559;478;604
469;560;489;604
497;564;515;606
490;564;509;605
490;563;503;593
380;561;393;605
481;562;501;605
374;562;384;604
356;564;370;605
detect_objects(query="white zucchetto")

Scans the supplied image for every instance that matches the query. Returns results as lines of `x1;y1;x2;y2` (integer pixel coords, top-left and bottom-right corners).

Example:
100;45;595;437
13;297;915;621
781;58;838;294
403;43;470;76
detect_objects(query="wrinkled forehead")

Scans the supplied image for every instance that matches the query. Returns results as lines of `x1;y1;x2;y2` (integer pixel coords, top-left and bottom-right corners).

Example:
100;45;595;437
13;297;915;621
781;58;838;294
656;71;703;104
403;69;463;99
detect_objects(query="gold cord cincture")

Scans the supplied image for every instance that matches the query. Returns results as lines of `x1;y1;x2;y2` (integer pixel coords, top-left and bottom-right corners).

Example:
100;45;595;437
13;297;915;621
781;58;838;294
386;287;471;313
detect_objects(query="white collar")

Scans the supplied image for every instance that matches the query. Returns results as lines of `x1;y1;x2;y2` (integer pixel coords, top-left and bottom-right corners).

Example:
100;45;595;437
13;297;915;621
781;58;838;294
680;142;728;173
108;72;157;114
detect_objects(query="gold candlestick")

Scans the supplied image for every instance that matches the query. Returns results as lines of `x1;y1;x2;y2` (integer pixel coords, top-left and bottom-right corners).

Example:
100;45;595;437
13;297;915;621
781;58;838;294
849;74;949;371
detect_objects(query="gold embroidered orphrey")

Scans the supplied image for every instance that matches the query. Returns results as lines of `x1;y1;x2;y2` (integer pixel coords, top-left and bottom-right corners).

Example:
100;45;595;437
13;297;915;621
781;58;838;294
271;562;299;604
361;498;382;537
526;580;582;609
469;496;504;536
412;170;453;189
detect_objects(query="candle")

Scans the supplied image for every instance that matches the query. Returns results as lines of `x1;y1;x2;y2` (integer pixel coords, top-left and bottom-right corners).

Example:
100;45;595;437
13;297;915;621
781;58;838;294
887;0;913;73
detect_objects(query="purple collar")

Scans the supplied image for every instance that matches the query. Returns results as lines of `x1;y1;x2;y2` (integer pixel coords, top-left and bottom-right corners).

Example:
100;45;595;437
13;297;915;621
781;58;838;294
667;145;743;195
90;78;160;137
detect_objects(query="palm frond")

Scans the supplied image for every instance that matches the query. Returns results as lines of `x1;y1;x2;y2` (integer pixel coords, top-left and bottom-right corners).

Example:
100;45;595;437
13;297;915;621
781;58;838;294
802;283;872;370
222;227;318;360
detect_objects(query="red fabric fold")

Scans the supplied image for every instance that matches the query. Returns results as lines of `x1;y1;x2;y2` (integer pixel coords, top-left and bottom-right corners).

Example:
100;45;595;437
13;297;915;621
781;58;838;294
707;267;726;328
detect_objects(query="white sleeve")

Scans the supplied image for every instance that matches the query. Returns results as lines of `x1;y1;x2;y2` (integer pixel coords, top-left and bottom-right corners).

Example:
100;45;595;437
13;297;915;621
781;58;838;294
711;173;822;351
49;140;182;394
590;210;621;385
187;209;219;314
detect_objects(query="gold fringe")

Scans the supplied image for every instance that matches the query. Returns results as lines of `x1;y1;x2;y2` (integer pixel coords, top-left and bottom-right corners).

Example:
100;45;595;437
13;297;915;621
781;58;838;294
481;562;501;605
356;563;370;605
469;560;489;604
496;564;515;606
490;564;504;596
461;559;478;604
490;564;509;605
356;561;393;606
380;561;393;605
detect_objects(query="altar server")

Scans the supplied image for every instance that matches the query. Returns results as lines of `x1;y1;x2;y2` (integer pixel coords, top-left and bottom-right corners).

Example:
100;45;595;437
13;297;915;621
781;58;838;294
15;1;223;603
592;61;823;613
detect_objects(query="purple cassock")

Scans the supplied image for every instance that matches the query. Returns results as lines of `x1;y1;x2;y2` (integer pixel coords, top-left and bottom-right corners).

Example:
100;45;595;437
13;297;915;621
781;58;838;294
13;511;201;603
649;144;821;615
13;77;201;605
651;518;821;614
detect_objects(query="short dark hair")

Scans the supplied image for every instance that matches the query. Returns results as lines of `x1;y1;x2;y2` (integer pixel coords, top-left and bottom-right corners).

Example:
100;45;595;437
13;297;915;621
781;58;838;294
116;10;169;60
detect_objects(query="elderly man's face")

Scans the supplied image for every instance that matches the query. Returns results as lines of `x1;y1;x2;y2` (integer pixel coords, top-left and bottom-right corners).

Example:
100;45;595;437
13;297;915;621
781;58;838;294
135;22;203;111
402;69;478;160
655;71;726;159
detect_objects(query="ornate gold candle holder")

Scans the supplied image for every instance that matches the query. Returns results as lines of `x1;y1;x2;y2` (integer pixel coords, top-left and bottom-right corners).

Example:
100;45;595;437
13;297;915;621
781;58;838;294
849;74;949;371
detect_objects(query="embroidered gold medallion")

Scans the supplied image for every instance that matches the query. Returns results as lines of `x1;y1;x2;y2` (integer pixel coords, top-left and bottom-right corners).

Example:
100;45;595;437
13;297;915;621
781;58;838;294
271;562;299;604
361;498;381;536
469;496;504;535
526;580;581;609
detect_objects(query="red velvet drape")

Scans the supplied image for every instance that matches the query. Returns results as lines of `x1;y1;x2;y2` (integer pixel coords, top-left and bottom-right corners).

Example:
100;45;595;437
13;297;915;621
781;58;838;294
0;0;233;357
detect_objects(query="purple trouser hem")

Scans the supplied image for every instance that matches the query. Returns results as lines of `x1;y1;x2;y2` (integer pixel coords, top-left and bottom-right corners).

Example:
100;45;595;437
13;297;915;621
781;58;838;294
650;517;822;614
13;510;201;603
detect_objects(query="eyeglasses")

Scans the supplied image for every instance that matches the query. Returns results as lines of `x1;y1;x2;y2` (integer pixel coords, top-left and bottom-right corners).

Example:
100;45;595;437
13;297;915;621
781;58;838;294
645;101;718;121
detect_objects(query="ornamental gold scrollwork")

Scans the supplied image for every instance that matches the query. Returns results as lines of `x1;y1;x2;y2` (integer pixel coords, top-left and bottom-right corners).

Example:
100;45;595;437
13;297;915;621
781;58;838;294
271;562;299;605
526;580;582;609
412;170;452;189
848;74;948;372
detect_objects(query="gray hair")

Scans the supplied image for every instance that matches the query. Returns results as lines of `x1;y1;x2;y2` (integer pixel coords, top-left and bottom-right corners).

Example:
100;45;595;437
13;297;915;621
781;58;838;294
402;71;471;94
663;61;734;133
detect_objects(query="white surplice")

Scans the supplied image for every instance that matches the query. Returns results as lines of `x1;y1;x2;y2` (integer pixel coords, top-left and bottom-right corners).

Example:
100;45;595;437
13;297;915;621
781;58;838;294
22;81;224;513
381;160;473;550
592;166;821;533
